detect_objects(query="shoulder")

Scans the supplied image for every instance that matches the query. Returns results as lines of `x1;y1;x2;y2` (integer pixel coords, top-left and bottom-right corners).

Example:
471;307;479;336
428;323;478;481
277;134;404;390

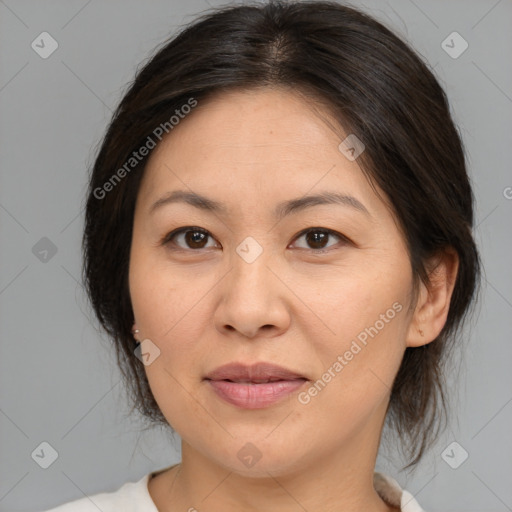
374;472;427;512
41;468;424;512
41;473;158;512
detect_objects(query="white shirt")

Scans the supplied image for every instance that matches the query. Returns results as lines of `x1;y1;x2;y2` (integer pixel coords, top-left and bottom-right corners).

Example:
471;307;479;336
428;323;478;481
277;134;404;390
42;466;425;511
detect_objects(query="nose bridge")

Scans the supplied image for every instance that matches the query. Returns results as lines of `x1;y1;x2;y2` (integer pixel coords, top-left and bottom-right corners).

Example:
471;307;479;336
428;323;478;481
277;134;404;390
214;234;289;338
229;235;273;299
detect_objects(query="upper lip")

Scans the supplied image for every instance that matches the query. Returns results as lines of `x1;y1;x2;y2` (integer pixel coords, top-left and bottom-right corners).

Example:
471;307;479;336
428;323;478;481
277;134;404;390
205;362;307;382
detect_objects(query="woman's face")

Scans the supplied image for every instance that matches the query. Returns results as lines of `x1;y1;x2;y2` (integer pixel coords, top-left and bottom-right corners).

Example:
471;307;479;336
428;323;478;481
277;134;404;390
129;87;418;476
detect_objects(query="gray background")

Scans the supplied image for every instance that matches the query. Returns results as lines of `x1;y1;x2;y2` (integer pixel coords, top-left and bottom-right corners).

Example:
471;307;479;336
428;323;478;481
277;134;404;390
0;0;511;511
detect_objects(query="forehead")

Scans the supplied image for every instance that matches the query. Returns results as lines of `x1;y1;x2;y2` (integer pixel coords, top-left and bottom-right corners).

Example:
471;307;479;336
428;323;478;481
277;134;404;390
151;88;342;159
137;88;390;220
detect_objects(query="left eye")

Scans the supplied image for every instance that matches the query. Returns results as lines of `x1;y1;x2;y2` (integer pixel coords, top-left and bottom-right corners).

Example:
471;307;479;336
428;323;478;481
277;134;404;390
291;228;347;252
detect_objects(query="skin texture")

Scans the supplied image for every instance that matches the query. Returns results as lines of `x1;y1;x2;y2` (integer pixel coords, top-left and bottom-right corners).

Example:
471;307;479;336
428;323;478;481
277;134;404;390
128;87;458;512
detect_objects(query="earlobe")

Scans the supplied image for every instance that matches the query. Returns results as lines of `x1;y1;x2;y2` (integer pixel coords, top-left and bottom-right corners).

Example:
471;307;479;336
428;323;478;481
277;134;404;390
406;248;459;348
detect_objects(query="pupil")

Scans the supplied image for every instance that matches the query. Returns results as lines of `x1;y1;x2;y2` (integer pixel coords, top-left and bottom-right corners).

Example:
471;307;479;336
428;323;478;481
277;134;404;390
307;231;327;249
186;230;207;248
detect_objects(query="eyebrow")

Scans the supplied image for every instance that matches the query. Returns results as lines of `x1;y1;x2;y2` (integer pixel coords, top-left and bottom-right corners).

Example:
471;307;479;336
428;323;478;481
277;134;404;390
149;189;370;219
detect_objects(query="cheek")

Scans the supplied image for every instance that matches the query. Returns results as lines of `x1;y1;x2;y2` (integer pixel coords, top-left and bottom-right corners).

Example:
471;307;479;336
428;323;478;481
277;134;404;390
296;259;408;349
129;244;204;340
129;246;213;398
295;265;409;415
296;314;406;443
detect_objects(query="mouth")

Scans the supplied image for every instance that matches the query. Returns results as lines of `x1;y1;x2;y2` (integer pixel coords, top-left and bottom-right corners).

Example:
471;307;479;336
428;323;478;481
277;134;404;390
217;377;298;384
204;361;307;382
204;362;308;409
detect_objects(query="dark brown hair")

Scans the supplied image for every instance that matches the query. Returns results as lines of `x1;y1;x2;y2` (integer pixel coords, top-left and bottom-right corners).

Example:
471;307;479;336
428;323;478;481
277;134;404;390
82;0;480;468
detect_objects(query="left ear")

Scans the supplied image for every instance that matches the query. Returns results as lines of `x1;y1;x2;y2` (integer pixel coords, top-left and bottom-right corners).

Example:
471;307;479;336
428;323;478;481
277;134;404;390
406;247;459;348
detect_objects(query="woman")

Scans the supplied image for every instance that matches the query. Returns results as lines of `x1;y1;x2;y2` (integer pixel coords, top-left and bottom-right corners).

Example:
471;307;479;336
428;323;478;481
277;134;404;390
45;1;480;510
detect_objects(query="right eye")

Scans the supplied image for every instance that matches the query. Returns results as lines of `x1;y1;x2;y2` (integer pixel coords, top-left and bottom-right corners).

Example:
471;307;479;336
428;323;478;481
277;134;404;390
162;227;219;251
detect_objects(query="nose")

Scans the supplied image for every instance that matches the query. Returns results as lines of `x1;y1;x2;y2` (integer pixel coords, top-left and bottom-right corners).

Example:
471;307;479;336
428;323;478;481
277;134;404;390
214;247;291;340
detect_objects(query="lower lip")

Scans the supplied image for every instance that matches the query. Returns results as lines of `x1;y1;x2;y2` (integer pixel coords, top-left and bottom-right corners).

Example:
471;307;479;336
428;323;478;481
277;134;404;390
207;379;307;409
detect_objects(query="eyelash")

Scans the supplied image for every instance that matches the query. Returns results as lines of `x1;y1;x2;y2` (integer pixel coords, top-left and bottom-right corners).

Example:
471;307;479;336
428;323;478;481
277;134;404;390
160;226;351;253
